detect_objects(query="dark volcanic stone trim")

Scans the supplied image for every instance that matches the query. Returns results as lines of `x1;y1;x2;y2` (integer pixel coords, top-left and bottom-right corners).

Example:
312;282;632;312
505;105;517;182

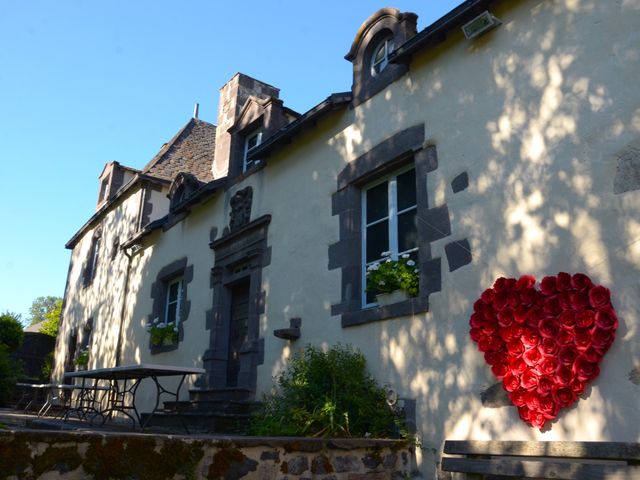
337;124;424;189
199;215;271;394
445;239;472;272
148;257;194;354
451;171;469;193
330;126;448;327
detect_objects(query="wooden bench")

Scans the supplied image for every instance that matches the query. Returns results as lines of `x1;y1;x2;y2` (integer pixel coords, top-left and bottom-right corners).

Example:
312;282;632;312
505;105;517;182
441;440;640;479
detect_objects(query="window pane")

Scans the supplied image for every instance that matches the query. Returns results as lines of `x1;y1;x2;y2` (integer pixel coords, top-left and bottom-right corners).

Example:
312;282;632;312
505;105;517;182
366;220;389;263
398;209;418;252
366;182;388;223
397;168;416;211
166;304;177;324
168;281;180;303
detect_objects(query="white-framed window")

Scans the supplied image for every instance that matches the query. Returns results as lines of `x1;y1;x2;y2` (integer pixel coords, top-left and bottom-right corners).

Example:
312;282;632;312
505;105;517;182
243;129;263;172
361;165;418;306
165;277;183;324
371;35;394;76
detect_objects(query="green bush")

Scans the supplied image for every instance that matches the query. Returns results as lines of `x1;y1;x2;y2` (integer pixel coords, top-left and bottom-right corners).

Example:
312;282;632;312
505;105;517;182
0;312;24;351
249;344;400;438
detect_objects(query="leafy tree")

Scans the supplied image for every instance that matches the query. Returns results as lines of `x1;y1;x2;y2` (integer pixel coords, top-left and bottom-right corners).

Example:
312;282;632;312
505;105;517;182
0;312;24;351
38;298;63;337
249;344;400;438
28;296;62;326
0;312;24;405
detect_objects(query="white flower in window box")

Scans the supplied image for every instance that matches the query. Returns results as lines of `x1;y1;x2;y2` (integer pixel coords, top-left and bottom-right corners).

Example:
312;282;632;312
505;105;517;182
149;321;179;346
366;255;419;305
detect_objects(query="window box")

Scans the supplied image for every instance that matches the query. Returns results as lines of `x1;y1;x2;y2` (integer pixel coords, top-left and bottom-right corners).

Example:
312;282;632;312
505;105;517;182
375;289;409;306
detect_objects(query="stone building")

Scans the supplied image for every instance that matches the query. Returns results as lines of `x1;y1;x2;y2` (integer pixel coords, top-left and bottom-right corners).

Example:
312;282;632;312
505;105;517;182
54;0;640;477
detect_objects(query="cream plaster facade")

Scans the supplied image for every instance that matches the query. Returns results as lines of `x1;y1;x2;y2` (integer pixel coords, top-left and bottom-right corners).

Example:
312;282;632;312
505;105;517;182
56;1;640;477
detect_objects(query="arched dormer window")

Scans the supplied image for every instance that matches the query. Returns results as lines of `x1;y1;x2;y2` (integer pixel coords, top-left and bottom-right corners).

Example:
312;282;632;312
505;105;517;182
168;172;203;212
345;8;417;106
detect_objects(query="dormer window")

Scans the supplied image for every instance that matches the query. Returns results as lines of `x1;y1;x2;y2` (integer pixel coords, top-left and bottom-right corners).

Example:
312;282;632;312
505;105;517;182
98;179;109;203
371;36;394;76
243;129;263;172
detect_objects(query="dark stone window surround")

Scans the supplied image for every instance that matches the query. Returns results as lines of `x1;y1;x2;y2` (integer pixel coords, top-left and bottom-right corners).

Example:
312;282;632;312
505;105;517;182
148;257;194;354
82;227;102;288
198;214;271;394
329;124;447;328
345;9;418;107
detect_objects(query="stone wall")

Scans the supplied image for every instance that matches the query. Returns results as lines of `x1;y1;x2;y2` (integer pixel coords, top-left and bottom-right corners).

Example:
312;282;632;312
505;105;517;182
0;430;412;480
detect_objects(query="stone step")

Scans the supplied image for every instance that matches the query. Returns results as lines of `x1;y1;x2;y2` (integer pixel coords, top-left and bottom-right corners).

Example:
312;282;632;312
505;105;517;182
165;399;260;415
188;387;254;402
140;411;251;434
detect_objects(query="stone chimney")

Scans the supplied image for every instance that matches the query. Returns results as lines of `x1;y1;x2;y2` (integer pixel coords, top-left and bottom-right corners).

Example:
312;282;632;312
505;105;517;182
212;73;280;179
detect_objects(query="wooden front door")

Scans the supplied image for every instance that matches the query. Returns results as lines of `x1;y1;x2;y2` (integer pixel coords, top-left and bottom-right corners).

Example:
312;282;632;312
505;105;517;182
227;281;250;387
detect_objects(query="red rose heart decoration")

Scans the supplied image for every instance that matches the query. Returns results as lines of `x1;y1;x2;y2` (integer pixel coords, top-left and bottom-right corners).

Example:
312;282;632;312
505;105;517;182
470;273;617;430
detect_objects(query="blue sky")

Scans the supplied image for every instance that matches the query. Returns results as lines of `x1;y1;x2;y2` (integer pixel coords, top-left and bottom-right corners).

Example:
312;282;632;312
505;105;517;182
0;0;462;323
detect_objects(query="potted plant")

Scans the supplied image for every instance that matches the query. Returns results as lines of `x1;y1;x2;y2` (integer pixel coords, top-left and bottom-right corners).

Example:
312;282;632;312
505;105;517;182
147;318;179;347
74;348;89;370
366;252;419;306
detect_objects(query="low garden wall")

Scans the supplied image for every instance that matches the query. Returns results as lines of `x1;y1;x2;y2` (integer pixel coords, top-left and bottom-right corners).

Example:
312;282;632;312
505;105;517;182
0;430;412;479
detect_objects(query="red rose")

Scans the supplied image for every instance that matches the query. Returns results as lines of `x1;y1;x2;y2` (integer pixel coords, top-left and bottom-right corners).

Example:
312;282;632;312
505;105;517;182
518;405;531;422
570;291;590;311
574;327;593;351
520;288;537;306
484;350;503;365
509;389;527;407
556;272;572;291
524;390;540;410
543;296;562;316
473;298;486;311
556;366;573;385
491;362;509;378
558;346;579;367
556;327;575;346
470;327;484;343
539;395;558;417
539;318;560;338
558;310;576;328
592;327;615;351
513;305;529;324
516;275;536;289
554;387;576;407
477;335;493;352
506;339;524;356
582;346;604;363
530;412;547;429
537;376;554;395
493;277;509;292
522;330;541;348
538;356;558;375
480;288;495;304
575;310;595;328
539;337;558;355
557;293;572;310
595;307;618;330
570;378;586;395
521;370;539;390
481;320;498;335
589;285;611;309
497;307;514;327
503;372;521;392
571;273;593;291
499;325;518;342
470;313;483;328
492;291;508;310
509;357;527;375
526;307;544;328
540;275;557;295
523;347;542;367
507;291;520;307
574;357;600;381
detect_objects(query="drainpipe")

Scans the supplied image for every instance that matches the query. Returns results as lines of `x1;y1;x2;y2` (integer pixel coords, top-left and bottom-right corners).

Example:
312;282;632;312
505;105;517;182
115;246;134;367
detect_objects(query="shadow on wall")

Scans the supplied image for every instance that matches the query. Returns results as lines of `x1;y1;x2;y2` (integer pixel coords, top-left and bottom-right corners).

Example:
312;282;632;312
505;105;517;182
266;0;639;459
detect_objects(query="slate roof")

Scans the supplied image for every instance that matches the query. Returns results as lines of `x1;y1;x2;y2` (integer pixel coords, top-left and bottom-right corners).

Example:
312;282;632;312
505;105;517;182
142;118;216;183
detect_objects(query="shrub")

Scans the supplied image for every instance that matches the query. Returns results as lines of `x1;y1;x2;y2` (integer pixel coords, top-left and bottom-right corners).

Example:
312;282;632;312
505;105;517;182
249;344;399;438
